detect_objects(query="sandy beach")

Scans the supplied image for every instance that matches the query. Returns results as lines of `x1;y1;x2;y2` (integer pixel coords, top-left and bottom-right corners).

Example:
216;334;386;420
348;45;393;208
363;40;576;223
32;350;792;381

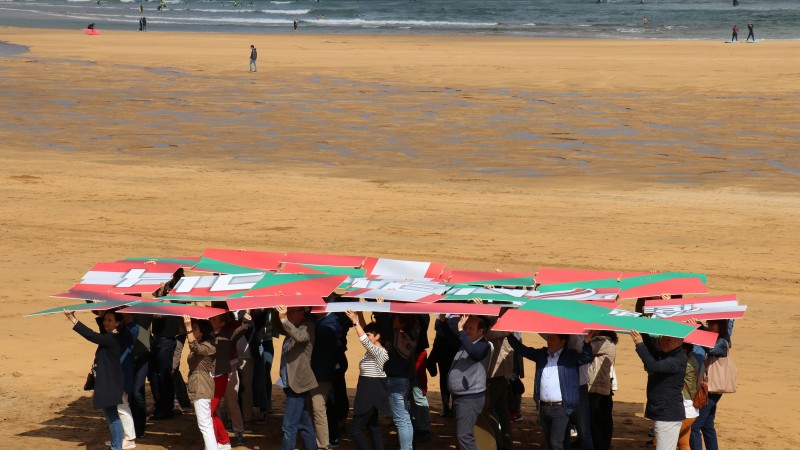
1;28;799;449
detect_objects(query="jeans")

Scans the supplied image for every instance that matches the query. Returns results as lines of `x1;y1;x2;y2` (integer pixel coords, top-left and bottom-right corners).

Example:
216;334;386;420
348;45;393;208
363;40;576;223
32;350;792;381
281;388;317;450
249;59;257;72
253;340;274;412
103;405;124;450
194;398;219;450
410;378;431;433
131;358;148;437
690;393;722;450
351;408;383;450
540;404;570;450
454;395;485;450
387;377;413;450
568;385;594;450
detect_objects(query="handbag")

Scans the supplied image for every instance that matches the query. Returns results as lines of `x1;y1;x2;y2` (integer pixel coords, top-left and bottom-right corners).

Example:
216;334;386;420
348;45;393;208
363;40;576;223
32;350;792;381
691;379;709;409
704;341;737;394
83;371;95;391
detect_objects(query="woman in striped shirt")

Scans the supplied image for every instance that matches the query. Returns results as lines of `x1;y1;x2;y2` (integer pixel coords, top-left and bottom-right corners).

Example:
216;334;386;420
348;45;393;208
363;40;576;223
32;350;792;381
345;310;390;450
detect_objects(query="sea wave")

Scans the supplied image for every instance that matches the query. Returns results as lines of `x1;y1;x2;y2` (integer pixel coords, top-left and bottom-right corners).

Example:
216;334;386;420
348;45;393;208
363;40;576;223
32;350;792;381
306;18;499;28
184;8;309;14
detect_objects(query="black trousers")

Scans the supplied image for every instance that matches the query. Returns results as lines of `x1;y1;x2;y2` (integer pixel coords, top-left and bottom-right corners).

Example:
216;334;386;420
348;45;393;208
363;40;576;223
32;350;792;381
588;393;613;450
351;407;383;450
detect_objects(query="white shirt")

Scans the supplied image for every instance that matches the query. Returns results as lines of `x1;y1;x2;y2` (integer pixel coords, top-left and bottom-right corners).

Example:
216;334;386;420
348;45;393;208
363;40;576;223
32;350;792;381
539;348;563;402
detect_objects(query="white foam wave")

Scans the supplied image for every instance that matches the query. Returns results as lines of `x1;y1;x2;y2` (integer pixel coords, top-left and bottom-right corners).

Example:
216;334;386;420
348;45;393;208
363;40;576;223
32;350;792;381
307;18;498;28
270;1;291;3
184;8;309;14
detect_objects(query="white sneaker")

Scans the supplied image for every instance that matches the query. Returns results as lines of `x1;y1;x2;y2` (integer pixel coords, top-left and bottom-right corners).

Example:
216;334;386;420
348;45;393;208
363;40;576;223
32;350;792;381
105;441;136;449
218;444;232;450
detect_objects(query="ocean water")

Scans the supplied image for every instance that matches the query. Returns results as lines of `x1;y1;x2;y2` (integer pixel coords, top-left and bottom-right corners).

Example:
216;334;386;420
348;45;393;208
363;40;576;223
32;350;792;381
0;0;798;40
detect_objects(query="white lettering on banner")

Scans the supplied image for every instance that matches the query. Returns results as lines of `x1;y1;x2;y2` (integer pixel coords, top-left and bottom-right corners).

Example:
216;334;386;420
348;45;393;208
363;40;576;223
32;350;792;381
609;309;641;317
116;269;174;288
209;273;265;292
173;273;265;294
644;304;699;318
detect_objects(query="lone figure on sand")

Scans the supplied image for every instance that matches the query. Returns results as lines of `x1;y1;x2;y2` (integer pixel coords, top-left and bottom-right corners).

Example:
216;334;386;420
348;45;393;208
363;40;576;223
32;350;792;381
746;23;755;42
731;24;739;42
249;44;257;72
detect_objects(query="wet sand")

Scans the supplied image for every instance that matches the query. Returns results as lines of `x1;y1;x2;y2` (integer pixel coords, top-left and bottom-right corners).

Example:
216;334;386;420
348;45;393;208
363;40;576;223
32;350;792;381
1;28;799;449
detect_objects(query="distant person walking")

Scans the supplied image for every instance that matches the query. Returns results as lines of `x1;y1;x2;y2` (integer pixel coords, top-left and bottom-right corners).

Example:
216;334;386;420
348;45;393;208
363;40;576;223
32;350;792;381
142;17;146;31
249;44;257;72
139;17;143;31
731;24;739;42
293;20;298;31
746;23;754;41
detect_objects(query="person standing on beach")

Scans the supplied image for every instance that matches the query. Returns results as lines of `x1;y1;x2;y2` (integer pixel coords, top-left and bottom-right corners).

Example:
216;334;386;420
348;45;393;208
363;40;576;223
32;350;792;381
731;24;739;42
293;20;298;31
142;17;146;31
139;17;143;31
746;23;755;41
249;44;257;72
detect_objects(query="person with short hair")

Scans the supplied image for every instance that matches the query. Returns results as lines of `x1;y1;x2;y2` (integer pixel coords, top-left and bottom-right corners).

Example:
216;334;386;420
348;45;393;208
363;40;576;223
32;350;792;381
249;45;257;72
344;310;390;450
275;305;318;450
448;315;493;450
507;332;595;450
630;331;687;450
690;319;731;450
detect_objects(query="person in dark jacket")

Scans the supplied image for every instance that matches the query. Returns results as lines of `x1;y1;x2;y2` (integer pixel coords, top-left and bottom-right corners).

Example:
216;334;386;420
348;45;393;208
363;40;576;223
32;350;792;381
428;314;460;417
448;315;492;450
249;45;257;72
310;312;339;449
507;332;594;450
65;310;133;450
630;330;687;450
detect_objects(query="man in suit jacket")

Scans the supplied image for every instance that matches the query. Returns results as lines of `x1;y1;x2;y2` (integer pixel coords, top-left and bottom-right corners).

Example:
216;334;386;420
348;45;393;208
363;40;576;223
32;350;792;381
275;305;318;450
507;332;595;450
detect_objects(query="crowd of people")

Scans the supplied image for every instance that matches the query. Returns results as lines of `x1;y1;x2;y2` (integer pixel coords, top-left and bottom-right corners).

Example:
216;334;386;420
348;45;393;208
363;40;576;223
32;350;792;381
63;274;735;450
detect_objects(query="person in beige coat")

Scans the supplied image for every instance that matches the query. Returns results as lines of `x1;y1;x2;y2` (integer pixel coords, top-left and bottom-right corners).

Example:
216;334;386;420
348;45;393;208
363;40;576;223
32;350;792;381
275;305;318;450
587;331;617;450
183;315;219;450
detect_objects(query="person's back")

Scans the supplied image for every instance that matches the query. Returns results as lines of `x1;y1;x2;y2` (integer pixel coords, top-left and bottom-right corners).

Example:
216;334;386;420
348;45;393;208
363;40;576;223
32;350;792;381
631;331;687;450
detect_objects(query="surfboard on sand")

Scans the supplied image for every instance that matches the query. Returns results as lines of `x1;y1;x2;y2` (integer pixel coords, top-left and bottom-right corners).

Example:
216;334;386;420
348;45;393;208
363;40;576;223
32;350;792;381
84;29;101;35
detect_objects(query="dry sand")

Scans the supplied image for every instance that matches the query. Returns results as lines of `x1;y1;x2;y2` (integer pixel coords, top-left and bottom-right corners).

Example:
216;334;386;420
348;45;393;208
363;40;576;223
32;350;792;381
1;28;799;449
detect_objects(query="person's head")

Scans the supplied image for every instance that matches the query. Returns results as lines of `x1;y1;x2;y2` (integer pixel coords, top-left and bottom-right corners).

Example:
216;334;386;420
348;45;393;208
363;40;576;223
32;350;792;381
286;307;308;326
192;319;214;342
363;322;383;346
546;334;569;354
706;319;730;339
463;315;489;341
658;335;684;353
122;312;135;325
208;312;228;331
599;330;619;344
393;314;418;333
251;44;255;49
102;310;124;333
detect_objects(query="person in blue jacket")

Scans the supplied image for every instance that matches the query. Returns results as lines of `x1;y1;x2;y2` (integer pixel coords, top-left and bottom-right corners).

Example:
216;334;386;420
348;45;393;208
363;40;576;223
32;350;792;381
507;331;595;450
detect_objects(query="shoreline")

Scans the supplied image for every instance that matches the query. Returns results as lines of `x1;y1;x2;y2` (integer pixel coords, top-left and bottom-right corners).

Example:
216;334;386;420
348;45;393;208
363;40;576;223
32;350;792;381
1;20;799;449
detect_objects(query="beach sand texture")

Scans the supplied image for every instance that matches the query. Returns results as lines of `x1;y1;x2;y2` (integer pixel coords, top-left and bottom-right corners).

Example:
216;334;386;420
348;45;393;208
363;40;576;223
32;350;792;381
1;29;799;449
